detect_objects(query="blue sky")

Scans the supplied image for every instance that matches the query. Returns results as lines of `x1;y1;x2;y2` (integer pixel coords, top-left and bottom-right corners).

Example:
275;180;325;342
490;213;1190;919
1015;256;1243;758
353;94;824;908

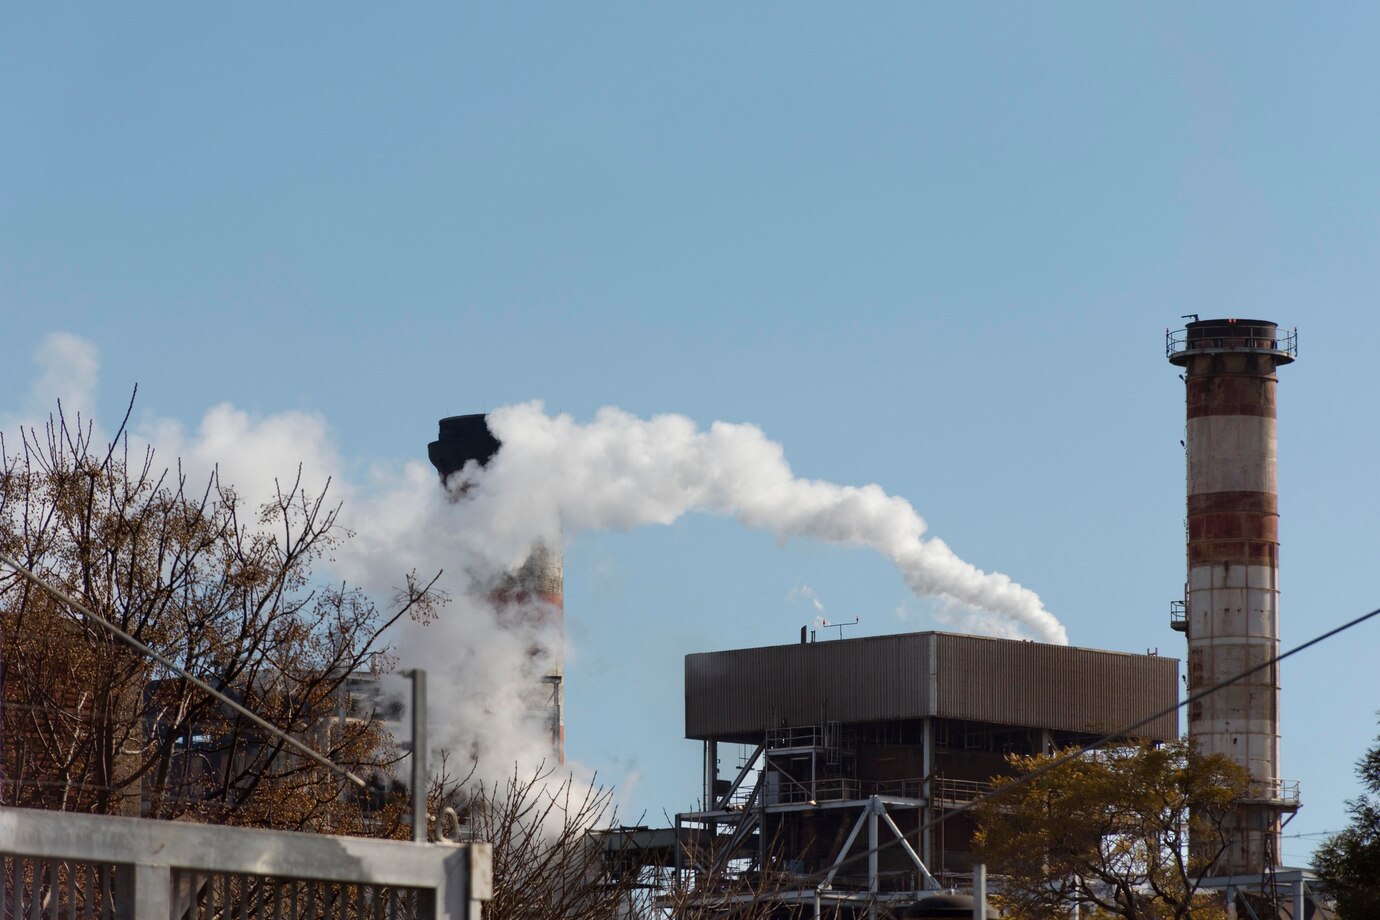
4;5;1379;865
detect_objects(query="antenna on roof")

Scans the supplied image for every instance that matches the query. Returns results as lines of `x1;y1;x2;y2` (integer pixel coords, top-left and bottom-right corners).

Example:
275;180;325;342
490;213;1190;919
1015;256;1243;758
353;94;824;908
819;616;860;641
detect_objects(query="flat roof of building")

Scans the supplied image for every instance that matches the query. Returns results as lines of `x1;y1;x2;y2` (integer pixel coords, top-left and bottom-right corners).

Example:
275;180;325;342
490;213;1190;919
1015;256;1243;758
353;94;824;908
685;631;1178;743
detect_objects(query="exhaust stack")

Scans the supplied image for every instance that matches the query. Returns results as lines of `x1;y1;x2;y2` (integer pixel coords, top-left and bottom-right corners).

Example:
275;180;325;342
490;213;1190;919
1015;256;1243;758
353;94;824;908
428;414;565;762
1168;318;1298;874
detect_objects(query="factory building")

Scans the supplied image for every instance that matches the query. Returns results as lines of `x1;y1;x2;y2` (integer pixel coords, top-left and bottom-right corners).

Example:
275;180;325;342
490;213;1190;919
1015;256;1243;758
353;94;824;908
601;319;1326;917
436;320;1327;915
664;631;1179;916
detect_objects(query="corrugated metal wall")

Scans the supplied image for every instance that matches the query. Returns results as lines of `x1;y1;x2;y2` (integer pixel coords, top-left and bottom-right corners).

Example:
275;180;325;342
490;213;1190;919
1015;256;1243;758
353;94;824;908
932;634;1178;739
684;632;1177;741
684;633;932;739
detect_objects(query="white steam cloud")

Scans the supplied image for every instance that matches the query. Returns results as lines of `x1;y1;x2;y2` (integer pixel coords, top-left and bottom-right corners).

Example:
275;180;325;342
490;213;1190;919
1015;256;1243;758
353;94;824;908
5;336;1067;798
789;585;826;615
7;332;101;427
143;404;342;511
458;403;1067;645
32;333;100;418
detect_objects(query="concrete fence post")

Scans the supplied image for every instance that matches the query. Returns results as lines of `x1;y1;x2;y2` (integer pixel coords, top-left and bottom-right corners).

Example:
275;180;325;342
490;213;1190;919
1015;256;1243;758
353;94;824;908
114;862;170;919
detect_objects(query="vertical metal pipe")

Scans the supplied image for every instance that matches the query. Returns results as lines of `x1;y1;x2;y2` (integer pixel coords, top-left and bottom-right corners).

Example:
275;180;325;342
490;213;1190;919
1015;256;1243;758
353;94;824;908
1168;319;1296;875
972;863;986;920
674;814;683;886
867;797;879;920
921;717;934;870
703;741;717;809
407;669;428;843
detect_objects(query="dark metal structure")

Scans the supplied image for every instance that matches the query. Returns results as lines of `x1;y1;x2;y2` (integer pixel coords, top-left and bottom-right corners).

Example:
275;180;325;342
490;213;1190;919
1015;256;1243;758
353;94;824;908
900;891;998;918
427;414;502;477
686;632;1178;741
428;414;565;761
672;631;1178;917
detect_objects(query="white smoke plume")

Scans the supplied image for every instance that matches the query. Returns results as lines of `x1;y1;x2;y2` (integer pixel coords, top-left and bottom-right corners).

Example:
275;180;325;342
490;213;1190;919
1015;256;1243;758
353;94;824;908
328;463;569;780
789;584;826;614
1;332;102;433
4;336;1068;804
30;332;100;420
455;403;1068;645
142;403;342;512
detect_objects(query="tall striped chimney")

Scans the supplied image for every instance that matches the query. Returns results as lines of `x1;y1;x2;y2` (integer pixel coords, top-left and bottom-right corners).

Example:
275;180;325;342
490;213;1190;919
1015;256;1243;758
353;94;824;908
428;414;565;762
1168;318;1297;875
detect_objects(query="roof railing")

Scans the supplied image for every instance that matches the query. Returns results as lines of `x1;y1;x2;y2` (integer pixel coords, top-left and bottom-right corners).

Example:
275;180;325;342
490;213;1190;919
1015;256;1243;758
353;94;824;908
1166;324;1298;360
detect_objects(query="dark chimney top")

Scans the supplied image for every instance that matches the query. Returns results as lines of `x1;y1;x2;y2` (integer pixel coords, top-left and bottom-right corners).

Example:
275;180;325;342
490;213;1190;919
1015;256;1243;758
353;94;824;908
428;414;501;478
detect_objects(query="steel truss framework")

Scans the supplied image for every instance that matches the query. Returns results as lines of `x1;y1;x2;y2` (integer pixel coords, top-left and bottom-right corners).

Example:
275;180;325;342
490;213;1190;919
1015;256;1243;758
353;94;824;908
671;722;1017;918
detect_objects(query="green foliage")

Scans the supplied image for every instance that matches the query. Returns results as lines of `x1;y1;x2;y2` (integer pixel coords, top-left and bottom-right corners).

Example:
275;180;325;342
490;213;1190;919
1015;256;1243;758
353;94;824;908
971;739;1249;920
1313;722;1380;919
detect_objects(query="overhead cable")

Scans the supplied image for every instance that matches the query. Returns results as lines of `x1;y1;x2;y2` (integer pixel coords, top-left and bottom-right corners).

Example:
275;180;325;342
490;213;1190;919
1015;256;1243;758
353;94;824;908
0;549;367;789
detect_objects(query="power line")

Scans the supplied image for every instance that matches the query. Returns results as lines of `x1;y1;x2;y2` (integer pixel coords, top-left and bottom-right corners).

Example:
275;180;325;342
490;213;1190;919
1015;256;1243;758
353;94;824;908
0;549;366;789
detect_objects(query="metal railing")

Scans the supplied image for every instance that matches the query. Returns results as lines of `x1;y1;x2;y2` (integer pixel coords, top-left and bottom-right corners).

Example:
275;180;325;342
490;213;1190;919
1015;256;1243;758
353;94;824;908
767;778;862;805
1166;324;1298;360
928;776;993;805
1169;599;1188;631
875;776;992;802
0;807;490;919
1246;777;1301;805
765;725;832;751
872;778;926;800
762;775;993;807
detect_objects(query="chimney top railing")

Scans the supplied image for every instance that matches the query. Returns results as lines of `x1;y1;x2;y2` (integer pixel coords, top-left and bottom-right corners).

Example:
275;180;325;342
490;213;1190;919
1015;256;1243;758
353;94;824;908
1167;323;1298;362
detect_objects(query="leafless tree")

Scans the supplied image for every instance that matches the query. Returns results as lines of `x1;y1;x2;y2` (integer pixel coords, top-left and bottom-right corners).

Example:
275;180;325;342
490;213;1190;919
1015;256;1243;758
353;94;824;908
1;398;814;920
0;399;441;833
427;755;799;920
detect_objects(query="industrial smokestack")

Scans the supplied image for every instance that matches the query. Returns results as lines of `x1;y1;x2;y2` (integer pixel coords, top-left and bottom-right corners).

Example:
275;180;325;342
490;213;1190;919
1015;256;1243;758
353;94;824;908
429;414;565;762
1168;318;1298;875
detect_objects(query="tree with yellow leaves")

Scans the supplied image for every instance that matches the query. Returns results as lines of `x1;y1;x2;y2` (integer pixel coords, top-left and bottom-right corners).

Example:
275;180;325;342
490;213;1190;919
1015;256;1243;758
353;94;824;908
972;740;1250;920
